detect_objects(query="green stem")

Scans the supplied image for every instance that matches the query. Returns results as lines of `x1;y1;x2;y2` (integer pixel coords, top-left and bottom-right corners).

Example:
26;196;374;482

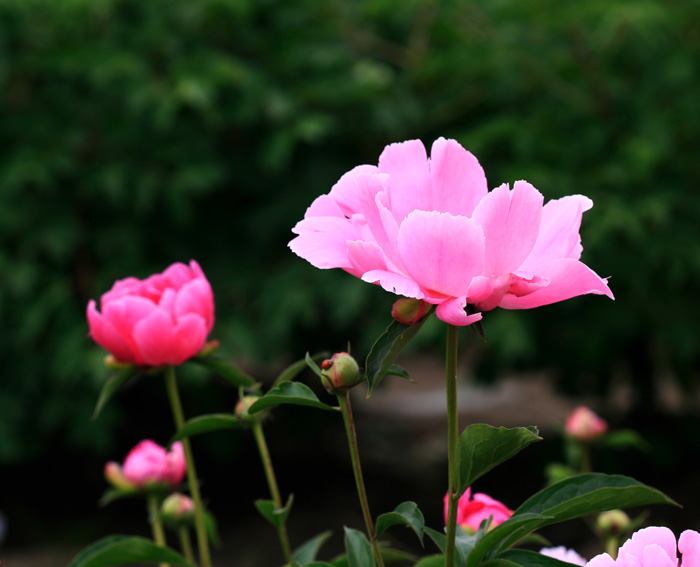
164;366;212;567
445;324;460;567
178;527;195;565
252;421;293;563
337;392;385;567
147;494;169;567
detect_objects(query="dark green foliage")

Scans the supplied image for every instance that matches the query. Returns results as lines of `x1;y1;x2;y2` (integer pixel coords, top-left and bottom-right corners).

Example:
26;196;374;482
2;0;700;463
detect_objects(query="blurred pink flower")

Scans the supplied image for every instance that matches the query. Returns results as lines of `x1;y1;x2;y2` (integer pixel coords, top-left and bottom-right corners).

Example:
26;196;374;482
443;488;512;533
107;440;186;490
540;546;587;565
565;406;608;441
290;138;613;326
587;527;700;567
87;260;215;366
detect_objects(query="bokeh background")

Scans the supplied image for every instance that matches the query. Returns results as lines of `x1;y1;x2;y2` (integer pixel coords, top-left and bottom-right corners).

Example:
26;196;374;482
2;0;700;564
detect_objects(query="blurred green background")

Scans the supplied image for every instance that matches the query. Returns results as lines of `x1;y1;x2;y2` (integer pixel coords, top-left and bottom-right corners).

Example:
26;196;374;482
2;0;700;560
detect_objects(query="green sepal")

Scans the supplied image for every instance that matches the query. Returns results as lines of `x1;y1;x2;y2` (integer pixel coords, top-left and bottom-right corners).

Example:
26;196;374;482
305;351;324;378
192;355;257;388
292;530;333;564
375;501;424;545
248;382;338;413
67;535;193;567
273;352;329;388
485;549;578;567
458;424;541;495
255;493;294;529
91;367;139;421
343;527;375;567
364;310;432;397
169;413;243;444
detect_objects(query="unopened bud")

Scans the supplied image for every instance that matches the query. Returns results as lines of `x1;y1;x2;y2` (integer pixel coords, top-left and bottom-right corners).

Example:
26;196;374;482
596;509;631;537
235;395;266;425
161;492;195;526
565;406;608;442
320;352;360;394
391;298;430;325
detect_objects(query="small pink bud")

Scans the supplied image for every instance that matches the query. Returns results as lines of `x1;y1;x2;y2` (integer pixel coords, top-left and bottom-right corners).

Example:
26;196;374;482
565;406;608;441
391;298;430;325
119;440;186;490
235;395;266;425
596;509;631;537
161;492;195;526
320;352;360;394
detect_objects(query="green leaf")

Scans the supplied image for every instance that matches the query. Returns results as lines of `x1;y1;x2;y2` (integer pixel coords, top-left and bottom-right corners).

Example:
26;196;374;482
414;555;445;567
498;473;677;552
192;355;256;388
458;424;541;495
600;430;652;452
91;367;139;421
170;413;242;444
205;509;221;547
273;352;329;388
487;549;578;567
375;501;424;545
292;530;333;564
344;527;375;567
425;526;446;553
255;493;294;529
248;382;338;413
364;313;431;397
305;351;324;378
67;535;193;567
384;364;414;382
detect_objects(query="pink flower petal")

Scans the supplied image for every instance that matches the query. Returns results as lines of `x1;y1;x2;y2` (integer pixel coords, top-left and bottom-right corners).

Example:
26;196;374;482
170;313;209;364
176;279;215;333
471;180;544;275
328;164;382;215
361;269;425;299
679;530;700;566
132;309;178;366
398;210;485;298
498;258;613;309
378;139;431;223
435;297;483;326
289;216;360;270
584;553;617;567
87;300;138;364
347;240;388;276
641;544;678;567
619;527;678;564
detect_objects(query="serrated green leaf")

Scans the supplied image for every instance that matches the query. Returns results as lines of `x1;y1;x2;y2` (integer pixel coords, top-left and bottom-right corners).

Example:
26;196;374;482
192;355;256;388
91;367;139;420
487;549;577;567
273;352;329;388
375;501;424;545
292;530;333;563
344;527;375;567
67;535;192;567
458;424;541;494
364;312;431;397
248;382;338;413
169;413;242;444
255;493;294;529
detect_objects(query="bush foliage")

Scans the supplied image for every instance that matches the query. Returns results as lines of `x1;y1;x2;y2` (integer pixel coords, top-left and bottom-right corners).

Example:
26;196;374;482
2;0;699;463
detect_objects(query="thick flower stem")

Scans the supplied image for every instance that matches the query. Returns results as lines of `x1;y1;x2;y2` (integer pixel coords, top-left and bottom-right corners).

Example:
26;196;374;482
337;392;385;567
445;324;460;567
178;527;195;564
147;494;169;567
164;366;212;567
251;421;293;563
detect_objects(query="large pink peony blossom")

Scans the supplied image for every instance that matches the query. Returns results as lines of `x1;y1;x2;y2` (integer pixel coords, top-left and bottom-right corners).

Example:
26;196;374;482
105;440;186;490
586;526;700;567
87;260;215;366
444;488;512;533
289;138;613;326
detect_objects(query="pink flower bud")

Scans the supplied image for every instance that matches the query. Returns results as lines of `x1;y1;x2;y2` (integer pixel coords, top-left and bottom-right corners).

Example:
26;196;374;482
120;440;186;490
565;406;608;442
320;352;360;394
391;298;430;325
444;488;512;534
161;492;195;526
87;260;215;367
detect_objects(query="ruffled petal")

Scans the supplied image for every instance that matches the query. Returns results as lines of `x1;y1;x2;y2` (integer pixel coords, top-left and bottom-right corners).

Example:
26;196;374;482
435;297;483;326
361;269;425;299
87;300;138;364
176;279;215;333
584;553;617;567
498;258;613;309
289;216;360;270
619;527;677;565
378;139;431;223
641;544;678;567
347;240;388;275
132;308;178;366
471;180;543;275
328;164;382;215
398;210;485;298
680;530;700;567
170;313;209;364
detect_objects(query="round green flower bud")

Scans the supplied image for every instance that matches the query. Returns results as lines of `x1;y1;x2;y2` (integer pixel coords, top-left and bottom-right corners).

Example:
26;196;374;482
235;395;266;425
391;297;430;325
320;352;360;394
596;509;631;537
161;492;195;526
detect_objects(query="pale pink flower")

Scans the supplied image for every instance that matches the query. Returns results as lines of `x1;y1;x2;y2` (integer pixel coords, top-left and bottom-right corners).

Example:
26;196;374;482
565;406;608;441
586;526;700;567
290;138;613;326
444;488;512;533
87;260;214;366
118;440;186;489
540;546;587;565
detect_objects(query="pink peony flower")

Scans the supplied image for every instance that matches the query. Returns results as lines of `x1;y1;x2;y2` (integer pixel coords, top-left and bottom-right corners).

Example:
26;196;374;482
114;440;186;489
444;488;512;533
540;546;587;566
586;526;700;567
87;260;215;366
289;138;613;326
565;406;608;441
